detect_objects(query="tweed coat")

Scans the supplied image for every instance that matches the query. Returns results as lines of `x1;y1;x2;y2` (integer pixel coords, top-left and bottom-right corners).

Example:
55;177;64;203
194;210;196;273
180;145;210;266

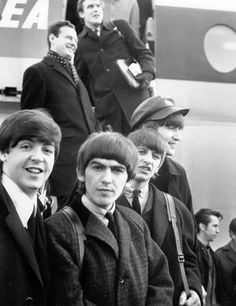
45;193;173;306
216;242;236;305
0;182;49;306
21;57;95;197
75;20;155;133
151;156;194;216
117;183;202;305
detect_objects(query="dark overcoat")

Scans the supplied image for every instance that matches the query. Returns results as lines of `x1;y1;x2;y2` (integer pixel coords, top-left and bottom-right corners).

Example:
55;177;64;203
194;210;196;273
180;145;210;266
75;20;155;132
45;193;173;306
0;182;49;306
21;57;95;196
196;239;224;305
117;183;202;305
151;156;194;216
216;242;236;305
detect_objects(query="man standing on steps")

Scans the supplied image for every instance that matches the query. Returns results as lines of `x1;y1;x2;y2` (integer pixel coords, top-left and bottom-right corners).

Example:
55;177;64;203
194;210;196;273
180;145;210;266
21;20;96;209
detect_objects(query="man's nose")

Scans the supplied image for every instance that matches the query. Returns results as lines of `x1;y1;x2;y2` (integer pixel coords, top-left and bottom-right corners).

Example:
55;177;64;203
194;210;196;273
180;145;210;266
30;147;44;161
102;169;112;182
143;151;153;163
172;129;182;141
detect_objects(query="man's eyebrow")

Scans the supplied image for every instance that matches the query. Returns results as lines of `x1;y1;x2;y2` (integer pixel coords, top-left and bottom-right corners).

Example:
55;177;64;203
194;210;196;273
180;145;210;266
89;161;103;166
111;165;126;171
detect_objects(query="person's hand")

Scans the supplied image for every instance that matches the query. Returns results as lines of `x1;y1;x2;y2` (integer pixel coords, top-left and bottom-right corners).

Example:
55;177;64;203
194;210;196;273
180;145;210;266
135;72;153;88
179;290;201;306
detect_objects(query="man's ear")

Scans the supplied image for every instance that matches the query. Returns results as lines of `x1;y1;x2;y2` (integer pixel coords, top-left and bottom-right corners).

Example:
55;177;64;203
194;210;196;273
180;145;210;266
76;168;85;182
0;152;7;162
48;33;56;46
79;11;84;20
199;223;206;232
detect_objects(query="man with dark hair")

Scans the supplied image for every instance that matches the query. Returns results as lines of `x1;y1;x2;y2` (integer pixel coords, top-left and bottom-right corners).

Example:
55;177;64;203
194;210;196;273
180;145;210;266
21;20;96;209
0;109;61;305
117;128;202;306
216;218;236;306
75;0;155;134
45;131;173;305
130;95;193;215
195;208;223;306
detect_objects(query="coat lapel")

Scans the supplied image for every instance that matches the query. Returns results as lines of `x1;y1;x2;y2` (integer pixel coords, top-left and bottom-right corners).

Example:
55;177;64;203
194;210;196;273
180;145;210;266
43;57;75;87
43;56;95;133
85;212;119;259
148;185;169;246
114;209;131;276
5;205;44;286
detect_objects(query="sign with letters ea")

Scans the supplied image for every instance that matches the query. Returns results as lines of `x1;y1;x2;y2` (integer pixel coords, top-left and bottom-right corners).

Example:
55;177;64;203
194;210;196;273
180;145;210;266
0;0;64;58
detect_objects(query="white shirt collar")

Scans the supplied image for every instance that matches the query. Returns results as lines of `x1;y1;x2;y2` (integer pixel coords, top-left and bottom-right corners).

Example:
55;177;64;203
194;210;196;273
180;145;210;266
81;194;115;226
124;182;149;199
124;182;149;214
2;173;37;228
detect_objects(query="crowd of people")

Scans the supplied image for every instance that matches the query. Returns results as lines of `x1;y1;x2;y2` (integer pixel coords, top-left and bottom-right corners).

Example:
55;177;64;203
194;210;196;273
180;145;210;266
1;0;236;305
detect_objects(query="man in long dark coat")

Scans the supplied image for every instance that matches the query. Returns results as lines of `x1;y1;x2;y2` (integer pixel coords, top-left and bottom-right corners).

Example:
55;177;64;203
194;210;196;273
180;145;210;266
75;0;155;134
21;20;96;209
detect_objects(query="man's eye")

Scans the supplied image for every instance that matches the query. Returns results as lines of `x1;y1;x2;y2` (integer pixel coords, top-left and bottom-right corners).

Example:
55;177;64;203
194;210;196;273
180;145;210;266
153;153;161;160
93;165;102;170
138;149;145;155
167;126;176;130
44;147;54;154
20;144;30;150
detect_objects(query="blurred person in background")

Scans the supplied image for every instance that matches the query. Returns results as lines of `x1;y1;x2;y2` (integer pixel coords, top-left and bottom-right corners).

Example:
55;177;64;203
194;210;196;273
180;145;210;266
103;0;140;36
195;208;223;306
216;217;236;306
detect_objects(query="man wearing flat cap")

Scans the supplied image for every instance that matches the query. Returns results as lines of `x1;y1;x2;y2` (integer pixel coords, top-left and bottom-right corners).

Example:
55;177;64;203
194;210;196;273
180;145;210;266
130;95;193;215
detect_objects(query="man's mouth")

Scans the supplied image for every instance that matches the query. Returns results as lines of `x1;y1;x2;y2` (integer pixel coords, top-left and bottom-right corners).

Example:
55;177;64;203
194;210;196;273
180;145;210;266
139;166;151;172
66;46;75;52
98;188;113;193
26;167;43;174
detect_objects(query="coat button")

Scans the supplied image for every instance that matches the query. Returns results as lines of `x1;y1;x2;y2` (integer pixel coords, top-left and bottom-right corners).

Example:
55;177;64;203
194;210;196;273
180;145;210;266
24;297;35;306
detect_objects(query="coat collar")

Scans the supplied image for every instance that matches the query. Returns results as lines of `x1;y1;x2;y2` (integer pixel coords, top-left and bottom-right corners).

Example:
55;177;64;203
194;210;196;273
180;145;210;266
218;242;236;262
145;184;169;246
164;157;182;176
79;22;116;38
42;56;75;87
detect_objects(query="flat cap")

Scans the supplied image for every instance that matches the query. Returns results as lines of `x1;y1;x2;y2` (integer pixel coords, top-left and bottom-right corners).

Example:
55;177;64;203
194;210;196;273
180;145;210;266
130;95;190;129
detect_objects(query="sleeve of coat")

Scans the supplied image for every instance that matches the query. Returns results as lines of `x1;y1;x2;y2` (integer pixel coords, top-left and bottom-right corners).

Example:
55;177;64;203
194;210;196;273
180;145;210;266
21;65;46;109
143;222;174;305
113;19;156;77
44;213;96;306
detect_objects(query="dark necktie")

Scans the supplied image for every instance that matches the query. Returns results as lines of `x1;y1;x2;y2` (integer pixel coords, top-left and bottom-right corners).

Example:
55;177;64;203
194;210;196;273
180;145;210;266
27;213;36;242
105;212;118;239
132;190;141;214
